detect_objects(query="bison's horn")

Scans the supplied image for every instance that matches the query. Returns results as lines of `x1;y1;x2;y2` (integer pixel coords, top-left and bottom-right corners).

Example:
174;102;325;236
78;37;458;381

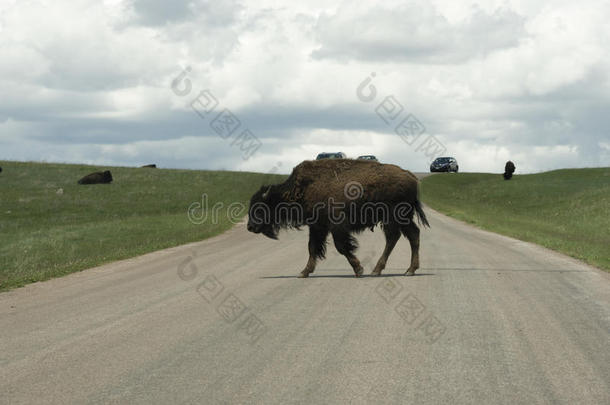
262;186;272;200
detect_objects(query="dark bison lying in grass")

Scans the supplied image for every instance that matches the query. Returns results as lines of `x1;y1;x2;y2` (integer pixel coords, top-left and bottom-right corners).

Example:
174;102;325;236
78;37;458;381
78;170;113;185
503;161;515;180
247;159;429;277
141;164;156;168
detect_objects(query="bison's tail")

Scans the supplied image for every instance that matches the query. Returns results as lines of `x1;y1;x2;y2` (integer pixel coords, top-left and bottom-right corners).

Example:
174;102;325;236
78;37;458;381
414;199;430;228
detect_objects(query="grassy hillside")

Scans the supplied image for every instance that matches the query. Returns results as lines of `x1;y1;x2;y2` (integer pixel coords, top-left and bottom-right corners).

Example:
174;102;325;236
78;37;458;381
0;161;286;291
421;168;610;271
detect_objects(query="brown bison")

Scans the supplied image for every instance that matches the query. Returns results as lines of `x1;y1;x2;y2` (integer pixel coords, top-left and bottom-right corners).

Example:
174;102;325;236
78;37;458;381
503;161;515;180
141;164;157;168
247;159;429;277
77;170;113;185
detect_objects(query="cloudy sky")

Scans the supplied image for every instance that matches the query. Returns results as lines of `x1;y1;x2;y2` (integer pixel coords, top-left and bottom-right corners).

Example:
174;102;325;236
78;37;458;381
1;0;609;173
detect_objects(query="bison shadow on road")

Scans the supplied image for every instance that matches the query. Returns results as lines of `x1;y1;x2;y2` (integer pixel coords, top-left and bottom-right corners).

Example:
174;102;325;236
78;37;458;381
260;270;434;279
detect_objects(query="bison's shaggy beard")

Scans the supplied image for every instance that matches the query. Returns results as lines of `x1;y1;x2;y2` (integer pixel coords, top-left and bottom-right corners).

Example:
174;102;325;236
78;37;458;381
247;188;303;240
255;222;280;240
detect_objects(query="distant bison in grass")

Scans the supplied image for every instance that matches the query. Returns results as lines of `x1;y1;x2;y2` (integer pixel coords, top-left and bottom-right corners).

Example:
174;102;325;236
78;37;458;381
247;159;429;277
0;166;2;173
141;164;156;168
78;170;113;185
503;161;515;180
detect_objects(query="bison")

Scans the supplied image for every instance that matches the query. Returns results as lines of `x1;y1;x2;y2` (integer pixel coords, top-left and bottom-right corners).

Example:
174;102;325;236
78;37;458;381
141;164;156;168
503;161;515;180
247;159;429;278
77;170;113;185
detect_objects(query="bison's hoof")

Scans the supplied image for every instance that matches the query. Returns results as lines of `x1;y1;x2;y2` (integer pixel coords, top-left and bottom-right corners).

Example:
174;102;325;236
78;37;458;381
370;271;381;277
298;271;310;278
405;270;415;276
354;267;364;277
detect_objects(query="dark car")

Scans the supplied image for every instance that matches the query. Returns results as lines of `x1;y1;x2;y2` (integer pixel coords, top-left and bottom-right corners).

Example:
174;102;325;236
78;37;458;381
316;152;347;160
430;157;458;172
357;155;378;162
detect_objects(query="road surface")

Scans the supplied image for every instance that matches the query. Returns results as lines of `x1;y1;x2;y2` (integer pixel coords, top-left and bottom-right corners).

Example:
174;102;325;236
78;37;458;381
1;197;609;403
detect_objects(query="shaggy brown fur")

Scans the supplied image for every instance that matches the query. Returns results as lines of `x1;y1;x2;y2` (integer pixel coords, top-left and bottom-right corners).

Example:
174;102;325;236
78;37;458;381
503;161;515;180
247;159;429;277
77;170;113;185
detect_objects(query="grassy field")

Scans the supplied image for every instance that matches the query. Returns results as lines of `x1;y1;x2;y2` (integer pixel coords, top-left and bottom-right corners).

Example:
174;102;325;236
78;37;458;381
0;161;286;291
421;168;610;271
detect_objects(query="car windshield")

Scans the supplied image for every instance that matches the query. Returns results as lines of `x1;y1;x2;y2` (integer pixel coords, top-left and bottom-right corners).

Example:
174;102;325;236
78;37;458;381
435;157;451;163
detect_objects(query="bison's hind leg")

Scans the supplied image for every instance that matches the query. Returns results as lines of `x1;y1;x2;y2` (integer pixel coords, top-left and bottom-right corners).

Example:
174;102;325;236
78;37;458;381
371;223;401;276
401;223;420;276
331;230;364;277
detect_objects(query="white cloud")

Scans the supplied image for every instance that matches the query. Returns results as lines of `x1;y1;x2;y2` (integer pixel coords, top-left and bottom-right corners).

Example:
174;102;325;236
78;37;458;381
312;1;525;64
0;0;609;173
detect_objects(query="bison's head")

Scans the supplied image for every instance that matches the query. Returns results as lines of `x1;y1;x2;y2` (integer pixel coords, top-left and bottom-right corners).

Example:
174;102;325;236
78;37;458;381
102;171;113;183
247;185;279;239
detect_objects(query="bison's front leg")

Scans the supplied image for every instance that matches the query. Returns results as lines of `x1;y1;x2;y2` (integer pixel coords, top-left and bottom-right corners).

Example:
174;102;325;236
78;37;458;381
331;230;364;277
298;225;329;278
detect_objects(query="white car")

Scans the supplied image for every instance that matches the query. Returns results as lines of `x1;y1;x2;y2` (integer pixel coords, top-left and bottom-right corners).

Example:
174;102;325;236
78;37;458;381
357;155;379;162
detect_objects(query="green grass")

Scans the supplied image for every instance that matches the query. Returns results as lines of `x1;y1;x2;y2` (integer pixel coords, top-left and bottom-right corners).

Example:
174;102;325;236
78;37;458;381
421;168;610;271
0;161;286;291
